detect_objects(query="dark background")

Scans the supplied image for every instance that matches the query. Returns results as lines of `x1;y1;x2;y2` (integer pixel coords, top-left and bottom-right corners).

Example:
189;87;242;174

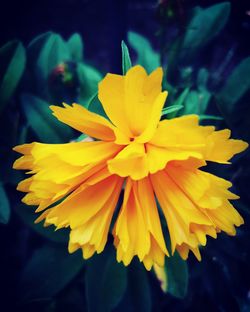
0;1;250;311
0;0;249;72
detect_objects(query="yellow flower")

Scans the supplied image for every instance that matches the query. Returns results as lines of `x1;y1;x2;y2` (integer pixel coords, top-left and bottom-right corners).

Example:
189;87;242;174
13;65;248;270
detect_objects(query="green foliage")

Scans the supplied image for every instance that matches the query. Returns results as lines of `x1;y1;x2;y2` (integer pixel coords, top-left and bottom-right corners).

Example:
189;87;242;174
21;93;73;143
217;57;250;117
128;31;160;72
88;93;108;118
29;32;70;88
199;114;223;121
77;63;102;104
19;245;84;302
15;204;69;243
0;40;26;113
165;252;188;299
0;183;10;224
161;104;183;117
121;40;132;74
167;2;231;82
179;2;230;61
127;261;152;312
67;33;84;62
85;248;127;312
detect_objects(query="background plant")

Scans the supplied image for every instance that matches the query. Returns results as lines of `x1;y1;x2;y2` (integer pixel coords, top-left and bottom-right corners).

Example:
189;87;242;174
0;1;250;311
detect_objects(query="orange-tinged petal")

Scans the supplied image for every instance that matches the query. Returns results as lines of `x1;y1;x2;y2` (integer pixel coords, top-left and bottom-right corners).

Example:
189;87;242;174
114;178;168;270
151;169;212;254
50;103;116;141
68;176;123;256
44;170;122;230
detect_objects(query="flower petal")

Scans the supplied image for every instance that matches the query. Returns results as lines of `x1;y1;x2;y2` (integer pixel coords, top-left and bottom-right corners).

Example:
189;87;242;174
44;169;122;230
151;169;212;254
68;174;123;258
99;66;165;139
14;141;122;211
50;103;116;141
107;143;148;180
114;178;168;270
205;129;248;163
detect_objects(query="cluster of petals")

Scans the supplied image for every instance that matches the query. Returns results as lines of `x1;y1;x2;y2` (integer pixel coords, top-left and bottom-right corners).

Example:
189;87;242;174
13;65;248;270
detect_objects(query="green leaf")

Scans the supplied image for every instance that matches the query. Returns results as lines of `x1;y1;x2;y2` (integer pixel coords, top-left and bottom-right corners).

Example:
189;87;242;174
85;248;127;312
21;93;73;143
128;260;151;312
162;105;183;117
0;40;26;112
183;90;211;115
197;68;209;90
166;88;189;118
165;252;188;299
128;31;160;72
67;33;83;62
199;114;223;121
174;88;190;105
15;204;69;243
180;2;231;60
0;183;10;224
121;40;132;74
77;63;102;105
87;93;108;118
19;245;84;301
75;133;88;142
28;32;70;91
217;57;250;117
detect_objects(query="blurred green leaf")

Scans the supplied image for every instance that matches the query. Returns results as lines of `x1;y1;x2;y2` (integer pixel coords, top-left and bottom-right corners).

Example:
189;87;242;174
19;245;84;301
182;90;211;115
217;57;250;117
197;68;209;90
67;33;83;62
77;63;102;105
121;40;132;74
15;204;69;243
0;40;26;112
85;248;127;312
128;31;160;72
180;2;230;60
21;93;73;143
75;133;88;142
28;32;70;91
165;252;188;299
128;261;152;312
0;183;10;224
162;104;183;117
87;93;108;118
174;88;190;106
199;114;223;121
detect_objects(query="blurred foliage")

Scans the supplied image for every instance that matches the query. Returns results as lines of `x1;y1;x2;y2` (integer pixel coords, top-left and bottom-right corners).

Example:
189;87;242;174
0;1;250;311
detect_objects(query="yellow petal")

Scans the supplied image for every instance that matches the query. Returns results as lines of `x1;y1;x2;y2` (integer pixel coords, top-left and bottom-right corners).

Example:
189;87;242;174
50;103;116;141
113;179;151;264
68;176;123;255
151;169;212;253
150;115;214;150
137;178;169;256
107;142;148;180
205;129;248;163
99;65;165;139
44;170;122;230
